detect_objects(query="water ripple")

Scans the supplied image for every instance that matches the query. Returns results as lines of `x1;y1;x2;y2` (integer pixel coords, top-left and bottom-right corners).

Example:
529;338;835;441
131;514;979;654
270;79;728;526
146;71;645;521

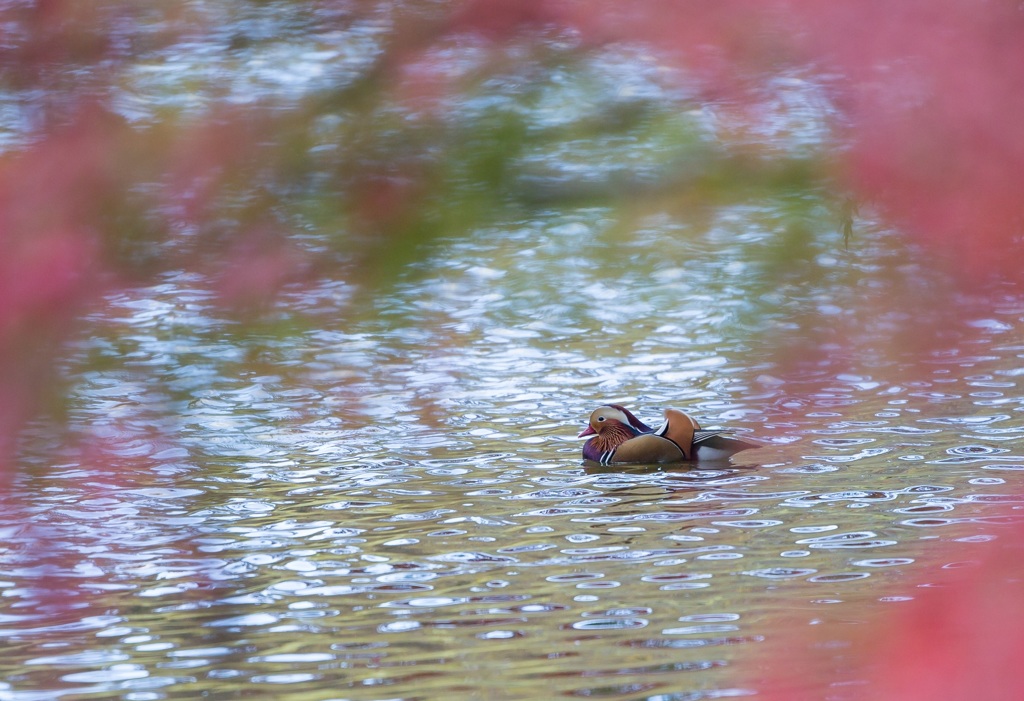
578;508;760;523
795;531;897;549
742;568;817;579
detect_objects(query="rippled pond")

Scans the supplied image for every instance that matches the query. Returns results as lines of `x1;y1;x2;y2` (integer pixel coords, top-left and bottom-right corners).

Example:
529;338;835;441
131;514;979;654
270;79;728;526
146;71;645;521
3;3;1024;700
3;214;1024;699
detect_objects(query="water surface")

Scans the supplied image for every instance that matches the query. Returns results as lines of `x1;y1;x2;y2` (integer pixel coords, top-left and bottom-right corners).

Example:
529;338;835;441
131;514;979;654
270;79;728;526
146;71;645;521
2;4;1023;700
3;215;1023;699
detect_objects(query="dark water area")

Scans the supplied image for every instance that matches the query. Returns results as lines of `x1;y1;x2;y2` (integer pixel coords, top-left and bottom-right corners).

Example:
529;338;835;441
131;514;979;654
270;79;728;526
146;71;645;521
2;2;1024;699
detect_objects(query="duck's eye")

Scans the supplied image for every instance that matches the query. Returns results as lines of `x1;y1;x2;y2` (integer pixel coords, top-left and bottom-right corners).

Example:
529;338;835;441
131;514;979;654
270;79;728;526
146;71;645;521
597;416;605;422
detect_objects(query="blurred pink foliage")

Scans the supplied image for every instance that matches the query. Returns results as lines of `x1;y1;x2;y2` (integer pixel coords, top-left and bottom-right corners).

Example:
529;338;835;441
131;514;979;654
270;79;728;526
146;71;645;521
755;533;1024;701
789;0;1024;278
866;544;1024;701
0;106;113;478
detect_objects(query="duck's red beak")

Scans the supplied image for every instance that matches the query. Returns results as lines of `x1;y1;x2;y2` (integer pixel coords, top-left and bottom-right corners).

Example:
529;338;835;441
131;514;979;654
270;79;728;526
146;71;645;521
578;426;596;437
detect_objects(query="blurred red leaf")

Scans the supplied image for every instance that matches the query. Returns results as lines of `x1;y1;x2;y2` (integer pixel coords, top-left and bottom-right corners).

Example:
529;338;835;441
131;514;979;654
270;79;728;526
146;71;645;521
0;106;119;479
757;532;1024;701
788;0;1024;278
214;230;310;310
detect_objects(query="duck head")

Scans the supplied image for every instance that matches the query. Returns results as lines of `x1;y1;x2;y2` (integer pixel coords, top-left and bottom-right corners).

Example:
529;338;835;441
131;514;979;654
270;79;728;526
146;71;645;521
579;405;630;437
578;405;649;462
578;404;653;437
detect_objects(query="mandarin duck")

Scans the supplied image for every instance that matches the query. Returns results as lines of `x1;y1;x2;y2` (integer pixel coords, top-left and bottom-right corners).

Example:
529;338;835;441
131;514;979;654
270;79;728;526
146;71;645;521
578;404;758;465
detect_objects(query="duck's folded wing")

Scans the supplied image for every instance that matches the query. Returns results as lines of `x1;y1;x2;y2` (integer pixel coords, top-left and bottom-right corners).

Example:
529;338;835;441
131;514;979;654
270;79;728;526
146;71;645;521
608;434;686;464
655;408;700;460
693;430;725;445
692;431;761;458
